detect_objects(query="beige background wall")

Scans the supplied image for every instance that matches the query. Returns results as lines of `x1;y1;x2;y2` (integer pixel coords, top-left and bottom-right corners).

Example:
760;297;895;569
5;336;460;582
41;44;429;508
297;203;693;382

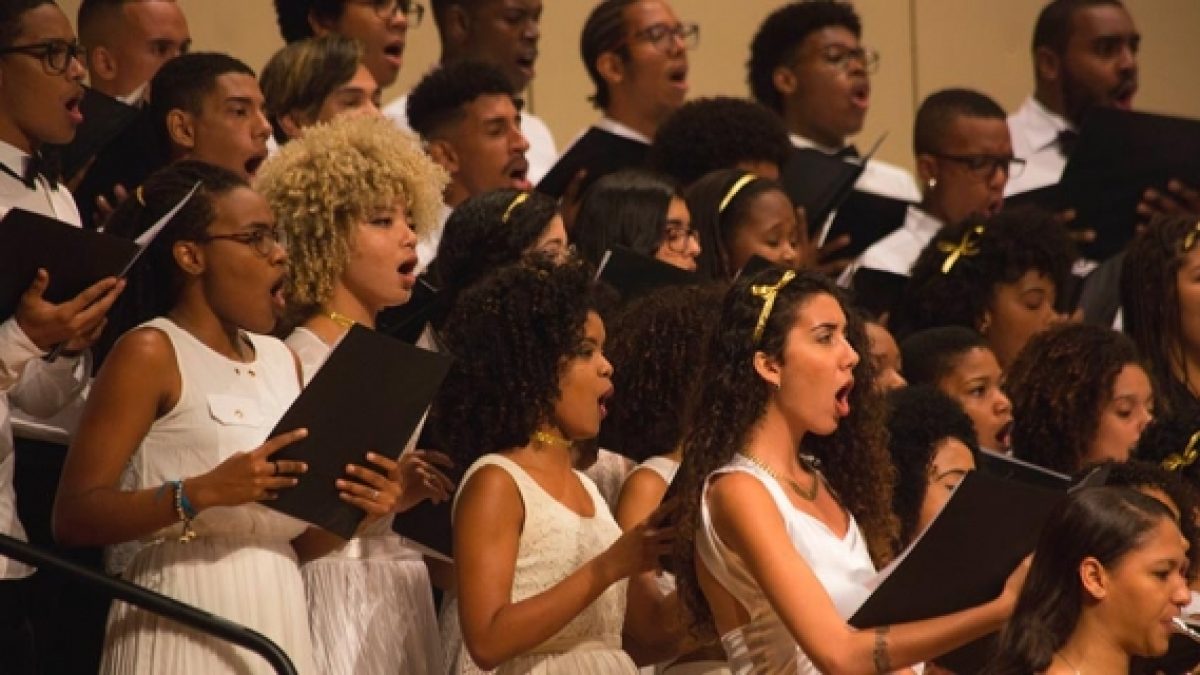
57;0;1200;174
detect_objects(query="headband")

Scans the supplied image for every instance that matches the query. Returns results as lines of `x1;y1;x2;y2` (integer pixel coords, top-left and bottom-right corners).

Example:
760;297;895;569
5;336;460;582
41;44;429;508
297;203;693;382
751;269;796;345
718;174;757;214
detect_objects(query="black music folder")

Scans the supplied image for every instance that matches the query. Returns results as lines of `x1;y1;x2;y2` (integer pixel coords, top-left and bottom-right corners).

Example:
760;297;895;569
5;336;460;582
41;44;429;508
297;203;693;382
595;246;697;300
48;87;140;182
849;470;1066;672
848;267;908;321
389;466;462;562
267;325;452;539
537;126;650;200
0;208;139;321
1058;107;1200;260
976;448;1071;491
780;147;864;241
376;276;442;345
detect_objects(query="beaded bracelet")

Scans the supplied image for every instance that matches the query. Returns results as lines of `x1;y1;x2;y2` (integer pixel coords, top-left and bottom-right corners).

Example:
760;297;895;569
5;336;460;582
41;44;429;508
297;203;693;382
168;480;197;543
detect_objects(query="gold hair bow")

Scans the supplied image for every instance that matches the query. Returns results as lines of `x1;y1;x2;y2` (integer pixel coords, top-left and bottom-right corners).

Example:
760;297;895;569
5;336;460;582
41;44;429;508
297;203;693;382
937;224;985;275
1181;220;1200;253
1162;430;1200;472
719;173;757;214
502;192;530;223
751;269;796;344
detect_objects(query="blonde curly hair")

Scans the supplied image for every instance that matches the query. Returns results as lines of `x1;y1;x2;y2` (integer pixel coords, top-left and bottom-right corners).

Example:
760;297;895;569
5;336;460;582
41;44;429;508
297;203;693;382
254;114;448;322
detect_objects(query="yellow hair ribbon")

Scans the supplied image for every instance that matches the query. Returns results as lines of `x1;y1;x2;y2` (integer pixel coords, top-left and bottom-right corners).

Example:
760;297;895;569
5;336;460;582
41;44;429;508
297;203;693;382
1162;430;1200;472
750;269;796;345
1181;220;1200;252
719;173;757;214
936;224;985;274
135;185;146;207
502;192;530;224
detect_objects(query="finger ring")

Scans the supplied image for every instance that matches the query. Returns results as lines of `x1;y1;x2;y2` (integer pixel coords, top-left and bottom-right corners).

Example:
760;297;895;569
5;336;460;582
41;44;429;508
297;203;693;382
371;489;380;500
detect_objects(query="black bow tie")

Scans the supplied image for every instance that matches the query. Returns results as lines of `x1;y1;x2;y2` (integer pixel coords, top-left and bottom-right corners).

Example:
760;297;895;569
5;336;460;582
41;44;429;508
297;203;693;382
1057;129;1080;158
834;145;860;160
0;152;59;189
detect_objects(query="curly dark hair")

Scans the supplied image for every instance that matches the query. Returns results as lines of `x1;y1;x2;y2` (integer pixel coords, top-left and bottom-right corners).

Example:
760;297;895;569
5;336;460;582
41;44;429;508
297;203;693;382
891;206;1075;341
1122;214;1200;420
431;258;599;467
96;161;249;365
898;326;988;387
425;188;558;330
573;168;679;268
602;284;725;463
885;385;979;549
273;0;344;43
1097;459;1200;581
1136;410;1200;490
984;487;1175;675
646;97;791;188
747;1;861;114
673;267;895;636
685;168;791;281
406;60;517;140
1006;323;1144;474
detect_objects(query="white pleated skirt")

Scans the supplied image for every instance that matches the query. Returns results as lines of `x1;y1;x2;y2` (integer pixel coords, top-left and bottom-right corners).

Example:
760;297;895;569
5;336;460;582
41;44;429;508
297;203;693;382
302;534;443;675
101;536;316;675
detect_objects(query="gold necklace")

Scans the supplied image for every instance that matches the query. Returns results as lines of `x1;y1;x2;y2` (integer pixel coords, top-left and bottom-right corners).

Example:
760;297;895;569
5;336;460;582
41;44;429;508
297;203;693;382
531;430;573;450
325;310;357;329
740;452;820;501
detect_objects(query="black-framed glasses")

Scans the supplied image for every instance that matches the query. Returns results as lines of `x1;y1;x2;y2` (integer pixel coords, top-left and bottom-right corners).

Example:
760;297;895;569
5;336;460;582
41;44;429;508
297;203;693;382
0;40;86;75
817;44;879;74
932;153;1027;181
631;21;699;52
199;227;287;257
352;0;425;27
663;223;699;254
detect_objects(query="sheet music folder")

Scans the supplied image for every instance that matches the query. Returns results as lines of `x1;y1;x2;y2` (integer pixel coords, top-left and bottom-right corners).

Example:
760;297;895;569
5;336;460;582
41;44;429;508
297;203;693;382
595;246;697;300
850;470;1066;672
0;207;139;321
266;325;452;540
1059;107;1200;260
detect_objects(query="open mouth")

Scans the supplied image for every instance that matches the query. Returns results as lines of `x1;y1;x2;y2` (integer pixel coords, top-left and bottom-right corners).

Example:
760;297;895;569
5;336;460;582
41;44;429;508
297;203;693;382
397;256;418;284
244;153;267;177
667;63;689;89
65;94;83;125
599;387;614;419
270;275;287;310
1111;80;1137;109
835;380;854;417
850;82;871;110
383;41;405;64
995;420;1014;450
506;160;531;190
516;51;538;73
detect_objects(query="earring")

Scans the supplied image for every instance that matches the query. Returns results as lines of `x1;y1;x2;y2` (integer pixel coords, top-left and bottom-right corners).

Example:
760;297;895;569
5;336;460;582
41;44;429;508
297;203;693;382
927;178;937;190
978;317;991;335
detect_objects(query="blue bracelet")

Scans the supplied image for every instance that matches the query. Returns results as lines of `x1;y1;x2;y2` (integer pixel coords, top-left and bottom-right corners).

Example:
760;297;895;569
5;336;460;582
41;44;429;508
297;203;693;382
175;480;198;519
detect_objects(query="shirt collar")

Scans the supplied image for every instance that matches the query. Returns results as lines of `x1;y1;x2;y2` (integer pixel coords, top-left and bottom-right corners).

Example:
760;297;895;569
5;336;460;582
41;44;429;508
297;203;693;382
789;132;845;156
0;139;30;179
595;116;652;145
1022;96;1076;154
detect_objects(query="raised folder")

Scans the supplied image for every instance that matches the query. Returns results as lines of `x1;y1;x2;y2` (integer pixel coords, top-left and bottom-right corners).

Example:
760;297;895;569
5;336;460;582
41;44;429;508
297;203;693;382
0;208;139;321
266;325;452;540
1058;107;1200;260
595;246;697;300
537;126;650;200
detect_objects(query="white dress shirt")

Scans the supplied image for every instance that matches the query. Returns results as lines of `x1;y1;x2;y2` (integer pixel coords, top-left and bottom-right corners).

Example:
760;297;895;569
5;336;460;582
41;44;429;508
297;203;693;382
839;205;943;285
0;139;89;579
1006;96;1074;196
383;94;558;185
414;203;454;277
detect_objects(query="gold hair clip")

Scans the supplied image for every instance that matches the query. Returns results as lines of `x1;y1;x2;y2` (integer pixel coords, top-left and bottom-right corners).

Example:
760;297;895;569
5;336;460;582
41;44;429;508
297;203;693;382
1181;220;1200;253
1162;430;1200;472
719;173;757;214
937;224;985;274
135;185;146;207
751;269;796;344
502;192;530;223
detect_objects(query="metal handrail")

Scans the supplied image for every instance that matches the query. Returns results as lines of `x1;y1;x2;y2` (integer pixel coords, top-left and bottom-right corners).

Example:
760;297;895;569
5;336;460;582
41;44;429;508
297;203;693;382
0;533;298;675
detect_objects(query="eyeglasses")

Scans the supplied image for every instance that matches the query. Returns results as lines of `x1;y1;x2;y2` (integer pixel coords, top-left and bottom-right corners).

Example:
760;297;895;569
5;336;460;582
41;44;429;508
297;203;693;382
0;40;86;75
932;153;1027;181
630;21;700;53
536;241;577;264
663;223;699;254
817;44;879;74
352;0;425;27
199;227;288;257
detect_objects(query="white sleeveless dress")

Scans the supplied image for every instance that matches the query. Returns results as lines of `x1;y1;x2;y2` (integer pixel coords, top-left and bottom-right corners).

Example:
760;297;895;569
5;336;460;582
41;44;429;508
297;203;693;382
285;327;444;675
100;318;316;675
697;455;876;674
454;454;638;675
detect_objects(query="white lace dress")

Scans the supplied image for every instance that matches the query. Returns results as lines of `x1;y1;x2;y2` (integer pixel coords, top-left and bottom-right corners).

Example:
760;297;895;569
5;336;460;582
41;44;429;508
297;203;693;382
696;455;876;674
285;327;444;675
454;454;638;674
100;318;316;675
